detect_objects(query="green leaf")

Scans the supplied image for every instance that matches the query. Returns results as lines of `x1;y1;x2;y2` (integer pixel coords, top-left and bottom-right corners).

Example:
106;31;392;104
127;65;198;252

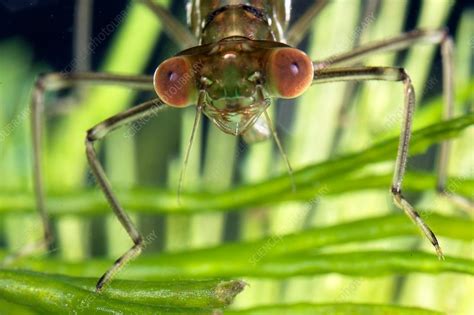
0;270;245;313
0;115;472;216
6;214;472;279
226;303;443;315
253;251;473;277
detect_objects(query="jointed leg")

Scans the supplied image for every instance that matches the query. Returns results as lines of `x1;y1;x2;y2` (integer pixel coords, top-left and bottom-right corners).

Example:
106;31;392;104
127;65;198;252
328;3;377;156
1;73;154;265
43;0;95;116
73;0;93;73
315;29;451;68
316;29;472;210
435;40;472;211
86;98;166;291
138;0;197;49
313;66;443;258
286;0;329;47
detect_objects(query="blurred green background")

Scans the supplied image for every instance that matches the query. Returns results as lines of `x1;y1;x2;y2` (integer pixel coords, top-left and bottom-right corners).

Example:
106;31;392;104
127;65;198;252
0;0;473;314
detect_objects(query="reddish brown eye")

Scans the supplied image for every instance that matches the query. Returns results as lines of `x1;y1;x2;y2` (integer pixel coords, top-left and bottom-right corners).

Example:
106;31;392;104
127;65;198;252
154;56;196;107
267;48;314;98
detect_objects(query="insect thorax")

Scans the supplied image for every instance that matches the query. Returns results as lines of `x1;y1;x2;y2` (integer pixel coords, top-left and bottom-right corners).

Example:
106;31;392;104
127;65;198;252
201;4;276;44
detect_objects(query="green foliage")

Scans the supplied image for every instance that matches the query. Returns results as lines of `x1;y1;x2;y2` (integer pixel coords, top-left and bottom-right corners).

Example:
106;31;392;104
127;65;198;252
0;1;472;314
226;303;444;315
0;270;244;313
0;114;472;216
3;213;472;279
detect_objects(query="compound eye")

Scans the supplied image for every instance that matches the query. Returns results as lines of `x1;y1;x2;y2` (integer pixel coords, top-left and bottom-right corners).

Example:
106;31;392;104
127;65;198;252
154;56;196;107
267;48;314;98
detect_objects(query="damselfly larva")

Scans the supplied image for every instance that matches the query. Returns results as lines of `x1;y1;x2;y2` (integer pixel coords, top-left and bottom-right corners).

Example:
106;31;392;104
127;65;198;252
9;0;472;291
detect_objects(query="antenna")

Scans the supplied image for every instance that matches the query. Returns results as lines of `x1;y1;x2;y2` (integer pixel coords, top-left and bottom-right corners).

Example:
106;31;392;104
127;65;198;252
177;90;205;203
256;85;296;192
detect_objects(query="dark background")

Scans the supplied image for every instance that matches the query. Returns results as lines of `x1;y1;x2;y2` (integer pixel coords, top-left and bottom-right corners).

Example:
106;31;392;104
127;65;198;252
1;0;472;75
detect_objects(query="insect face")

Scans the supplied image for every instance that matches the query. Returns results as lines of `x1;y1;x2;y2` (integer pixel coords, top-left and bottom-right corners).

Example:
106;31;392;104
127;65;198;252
154;36;313;135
